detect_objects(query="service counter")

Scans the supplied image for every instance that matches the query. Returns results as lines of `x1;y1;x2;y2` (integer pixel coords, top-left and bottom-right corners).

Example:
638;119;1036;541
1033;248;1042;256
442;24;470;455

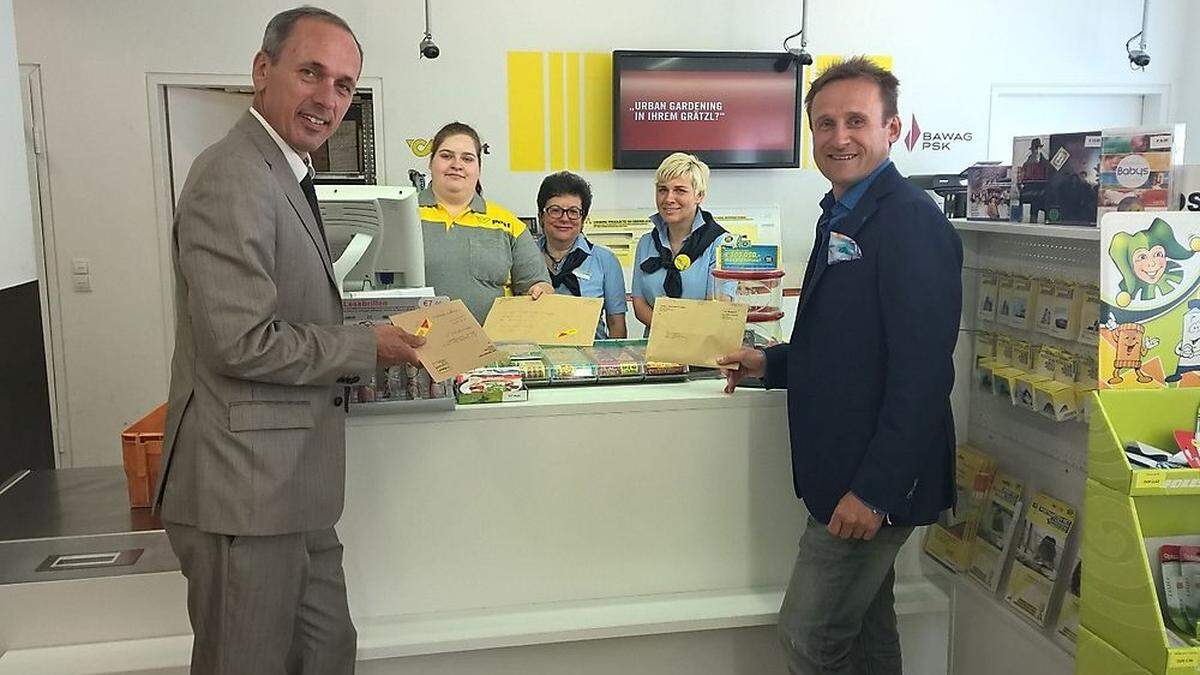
0;380;948;673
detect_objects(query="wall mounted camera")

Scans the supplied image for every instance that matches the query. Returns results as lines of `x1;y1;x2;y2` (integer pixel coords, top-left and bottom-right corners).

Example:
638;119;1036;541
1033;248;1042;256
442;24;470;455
1125;0;1151;71
419;0;439;60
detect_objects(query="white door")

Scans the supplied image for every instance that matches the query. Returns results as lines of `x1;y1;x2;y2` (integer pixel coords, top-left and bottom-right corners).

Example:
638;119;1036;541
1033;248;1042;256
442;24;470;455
166;86;253;205
988;88;1156;162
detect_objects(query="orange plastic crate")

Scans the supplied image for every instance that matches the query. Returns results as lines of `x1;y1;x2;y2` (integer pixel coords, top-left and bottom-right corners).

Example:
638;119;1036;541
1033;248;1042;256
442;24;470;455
121;403;166;508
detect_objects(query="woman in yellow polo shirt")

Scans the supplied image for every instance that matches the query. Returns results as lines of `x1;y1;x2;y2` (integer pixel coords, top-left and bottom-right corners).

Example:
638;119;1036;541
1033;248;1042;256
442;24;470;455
420;122;553;322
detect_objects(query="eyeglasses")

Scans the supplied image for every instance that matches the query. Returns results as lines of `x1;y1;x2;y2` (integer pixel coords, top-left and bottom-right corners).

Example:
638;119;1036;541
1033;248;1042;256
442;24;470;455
543;205;584;222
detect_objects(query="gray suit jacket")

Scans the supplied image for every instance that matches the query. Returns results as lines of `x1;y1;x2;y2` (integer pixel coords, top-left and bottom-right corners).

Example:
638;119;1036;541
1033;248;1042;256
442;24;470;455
155;111;377;536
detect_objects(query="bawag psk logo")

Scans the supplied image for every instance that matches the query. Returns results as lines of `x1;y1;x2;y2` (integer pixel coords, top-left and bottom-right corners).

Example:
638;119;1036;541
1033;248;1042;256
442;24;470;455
903;115;973;152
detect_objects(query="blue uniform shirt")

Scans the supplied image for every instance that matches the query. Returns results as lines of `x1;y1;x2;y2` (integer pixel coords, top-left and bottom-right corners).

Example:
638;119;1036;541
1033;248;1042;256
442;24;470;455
540;233;628;339
632;210;737;306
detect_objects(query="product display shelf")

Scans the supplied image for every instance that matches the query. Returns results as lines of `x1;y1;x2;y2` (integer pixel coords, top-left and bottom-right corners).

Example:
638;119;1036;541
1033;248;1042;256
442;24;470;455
951;218;1102;242
1077;626;1154;675
1079;390;1200;675
950;223;1101;674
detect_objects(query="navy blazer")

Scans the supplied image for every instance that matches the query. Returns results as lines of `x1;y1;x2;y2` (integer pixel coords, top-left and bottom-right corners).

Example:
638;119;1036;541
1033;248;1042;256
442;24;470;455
764;162;962;527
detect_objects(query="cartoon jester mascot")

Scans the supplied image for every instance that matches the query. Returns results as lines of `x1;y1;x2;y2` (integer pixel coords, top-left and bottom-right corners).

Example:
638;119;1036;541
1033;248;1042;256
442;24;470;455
1108;218;1200;308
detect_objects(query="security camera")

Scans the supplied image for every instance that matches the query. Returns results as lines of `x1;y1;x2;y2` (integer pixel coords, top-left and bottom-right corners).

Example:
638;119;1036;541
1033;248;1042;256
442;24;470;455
1128;49;1150;68
788;47;814;66
419;33;439;59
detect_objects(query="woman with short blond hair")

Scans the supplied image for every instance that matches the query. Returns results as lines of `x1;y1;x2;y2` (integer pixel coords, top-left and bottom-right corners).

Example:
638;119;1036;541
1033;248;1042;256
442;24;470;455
631;152;735;327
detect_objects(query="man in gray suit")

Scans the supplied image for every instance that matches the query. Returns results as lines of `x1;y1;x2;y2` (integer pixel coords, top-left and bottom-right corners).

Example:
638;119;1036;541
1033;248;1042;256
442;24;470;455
155;7;420;673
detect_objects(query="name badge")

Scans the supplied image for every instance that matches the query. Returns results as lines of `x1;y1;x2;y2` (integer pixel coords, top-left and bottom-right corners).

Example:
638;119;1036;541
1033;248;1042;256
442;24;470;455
573;270;592;281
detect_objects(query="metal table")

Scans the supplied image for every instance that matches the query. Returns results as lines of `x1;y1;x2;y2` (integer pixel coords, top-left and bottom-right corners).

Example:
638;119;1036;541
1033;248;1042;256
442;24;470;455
0;466;177;584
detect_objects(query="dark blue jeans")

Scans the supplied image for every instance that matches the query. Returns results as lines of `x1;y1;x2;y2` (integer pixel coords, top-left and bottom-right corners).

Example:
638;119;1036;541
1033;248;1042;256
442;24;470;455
777;515;915;674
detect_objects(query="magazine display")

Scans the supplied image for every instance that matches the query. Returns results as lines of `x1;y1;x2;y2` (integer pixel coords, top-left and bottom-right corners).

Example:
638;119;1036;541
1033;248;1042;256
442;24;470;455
968;472;1025;591
1004;491;1078;626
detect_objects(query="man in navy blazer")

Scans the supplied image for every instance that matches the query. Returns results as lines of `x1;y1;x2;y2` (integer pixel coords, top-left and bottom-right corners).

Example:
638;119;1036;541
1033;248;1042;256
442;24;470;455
720;57;961;674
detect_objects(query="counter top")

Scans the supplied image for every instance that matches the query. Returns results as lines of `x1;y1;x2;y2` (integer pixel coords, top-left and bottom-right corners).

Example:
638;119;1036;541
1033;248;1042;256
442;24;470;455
349;378;785;425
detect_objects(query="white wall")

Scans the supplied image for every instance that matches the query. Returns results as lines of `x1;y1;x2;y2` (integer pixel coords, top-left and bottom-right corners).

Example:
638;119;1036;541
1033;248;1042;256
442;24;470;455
0;0;35;291
11;0;1198;467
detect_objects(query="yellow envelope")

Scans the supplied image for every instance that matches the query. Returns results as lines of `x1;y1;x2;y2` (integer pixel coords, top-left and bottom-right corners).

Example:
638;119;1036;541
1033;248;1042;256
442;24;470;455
645;298;749;368
483;295;603;347
390;299;499;382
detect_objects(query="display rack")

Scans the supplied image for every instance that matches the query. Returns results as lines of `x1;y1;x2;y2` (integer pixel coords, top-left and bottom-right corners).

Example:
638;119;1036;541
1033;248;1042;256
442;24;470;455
946;220;1101;672
1081;390;1200;675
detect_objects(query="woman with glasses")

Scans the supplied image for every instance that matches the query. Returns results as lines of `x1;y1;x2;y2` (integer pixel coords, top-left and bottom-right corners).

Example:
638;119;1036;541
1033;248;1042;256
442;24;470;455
631;152;736;328
537;171;627;339
419;122;553;323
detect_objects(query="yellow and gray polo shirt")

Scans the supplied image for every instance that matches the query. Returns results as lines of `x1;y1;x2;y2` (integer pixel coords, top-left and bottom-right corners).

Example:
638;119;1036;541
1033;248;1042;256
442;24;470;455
419;188;551;322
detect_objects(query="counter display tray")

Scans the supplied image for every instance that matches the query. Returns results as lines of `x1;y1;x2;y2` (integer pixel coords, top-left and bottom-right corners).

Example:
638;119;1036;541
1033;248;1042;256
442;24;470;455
494;340;687;387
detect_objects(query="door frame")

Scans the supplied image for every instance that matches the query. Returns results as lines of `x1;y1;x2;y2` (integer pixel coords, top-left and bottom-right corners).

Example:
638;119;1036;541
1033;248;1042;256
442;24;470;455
20;63;68;467
145;73;386;382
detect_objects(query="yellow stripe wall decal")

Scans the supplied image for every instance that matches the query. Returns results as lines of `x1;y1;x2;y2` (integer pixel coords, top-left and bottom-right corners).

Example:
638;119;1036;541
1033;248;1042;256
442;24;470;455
508;51;612;172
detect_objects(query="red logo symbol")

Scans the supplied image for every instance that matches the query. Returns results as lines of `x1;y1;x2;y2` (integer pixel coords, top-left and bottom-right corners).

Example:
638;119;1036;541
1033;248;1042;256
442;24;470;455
904;115;921;151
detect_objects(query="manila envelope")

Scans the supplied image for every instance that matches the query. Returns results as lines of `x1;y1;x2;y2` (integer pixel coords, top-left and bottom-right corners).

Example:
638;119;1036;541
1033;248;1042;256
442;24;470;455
645;298;748;368
483;295;603;347
390;299;499;382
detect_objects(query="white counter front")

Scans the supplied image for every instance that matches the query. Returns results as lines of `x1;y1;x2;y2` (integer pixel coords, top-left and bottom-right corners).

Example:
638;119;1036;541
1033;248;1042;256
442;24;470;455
0;380;948;674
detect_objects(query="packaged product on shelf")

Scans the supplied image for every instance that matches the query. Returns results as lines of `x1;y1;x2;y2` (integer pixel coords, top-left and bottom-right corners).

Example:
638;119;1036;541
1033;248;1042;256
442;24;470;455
1051;279;1089;341
1012;340;1035;372
542;346;599;385
994;333;1014;366
1077;284;1101;346
995;273;1014;325
977;269;999;322
1033;279;1058;336
1055;560;1083;646
992;364;1024;403
1003;274;1037;331
1045;131;1102;225
1073;353;1099;423
1014;346;1054;412
342;293;453;404
974;331;996;363
1097;125;1185;221
453;366;528;404
968;472;1025;591
496;343;549;385
967;164;1013;221
1160;545;1196;639
1012;135;1052;223
1182;546;1200;638
1035;348;1081;422
1004;491;1078;626
583;342;645;381
924;445;997;571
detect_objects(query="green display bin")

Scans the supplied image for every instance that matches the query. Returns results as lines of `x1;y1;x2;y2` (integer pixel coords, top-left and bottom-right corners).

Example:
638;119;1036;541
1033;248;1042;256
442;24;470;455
1089;390;1200;496
1077;626;1154;675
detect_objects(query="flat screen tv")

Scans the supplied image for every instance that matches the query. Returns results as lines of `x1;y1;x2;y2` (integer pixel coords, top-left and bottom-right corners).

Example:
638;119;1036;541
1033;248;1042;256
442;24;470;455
612;50;803;170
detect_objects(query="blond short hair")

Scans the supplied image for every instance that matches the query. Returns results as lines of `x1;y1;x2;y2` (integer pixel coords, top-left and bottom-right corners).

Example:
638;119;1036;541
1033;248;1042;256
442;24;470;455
655;152;709;198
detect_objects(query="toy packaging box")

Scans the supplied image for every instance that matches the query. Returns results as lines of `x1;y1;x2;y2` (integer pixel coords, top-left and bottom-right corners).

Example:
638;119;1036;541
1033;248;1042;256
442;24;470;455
924;445;997;571
1005;491;1078;626
968;472;1026;591
967;164;1013;221
1097;125;1185;222
454;367;528;404
1045;131;1102;225
1012;135;1052;223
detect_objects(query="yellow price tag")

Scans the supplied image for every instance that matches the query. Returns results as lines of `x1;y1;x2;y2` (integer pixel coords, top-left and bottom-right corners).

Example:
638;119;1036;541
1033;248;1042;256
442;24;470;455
1165;648;1199;669
415;318;433;337
1133;471;1166;490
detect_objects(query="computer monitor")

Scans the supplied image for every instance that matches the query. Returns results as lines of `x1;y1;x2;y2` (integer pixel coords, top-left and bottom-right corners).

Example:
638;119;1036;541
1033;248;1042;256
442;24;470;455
316;184;425;292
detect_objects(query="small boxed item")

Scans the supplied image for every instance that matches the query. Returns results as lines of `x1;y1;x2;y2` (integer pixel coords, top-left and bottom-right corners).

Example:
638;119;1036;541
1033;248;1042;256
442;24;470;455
1002;274;1037;330
977;270;999;322
1012;135;1052;223
974;331;995;364
1097;125;1185;221
1012;339;1035;372
1045;131;1102;225
542;346;599;385
994;333;1014;366
121;403;167;509
1015;348;1056;411
1078;284;1101;346
995;273;1015;325
454;367;528;404
968;472;1026;591
992;365;1024;403
967;164;1013;221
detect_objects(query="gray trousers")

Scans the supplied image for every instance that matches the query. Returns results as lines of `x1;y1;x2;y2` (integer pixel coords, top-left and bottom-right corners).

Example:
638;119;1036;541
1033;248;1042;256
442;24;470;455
778;515;914;675
164;521;357;675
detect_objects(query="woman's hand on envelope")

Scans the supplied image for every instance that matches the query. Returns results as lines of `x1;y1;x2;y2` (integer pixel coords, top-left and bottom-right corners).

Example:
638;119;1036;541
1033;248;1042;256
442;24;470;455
717;348;766;394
